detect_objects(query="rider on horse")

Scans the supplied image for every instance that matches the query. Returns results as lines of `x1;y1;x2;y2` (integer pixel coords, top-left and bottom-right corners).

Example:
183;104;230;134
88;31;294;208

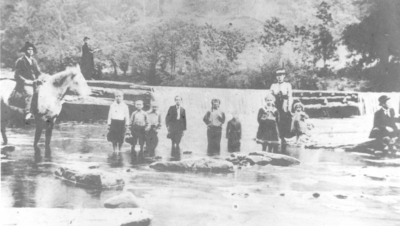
14;42;42;121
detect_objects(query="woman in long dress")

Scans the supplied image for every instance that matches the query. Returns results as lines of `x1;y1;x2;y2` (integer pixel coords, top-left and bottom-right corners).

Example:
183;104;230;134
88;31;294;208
270;68;293;145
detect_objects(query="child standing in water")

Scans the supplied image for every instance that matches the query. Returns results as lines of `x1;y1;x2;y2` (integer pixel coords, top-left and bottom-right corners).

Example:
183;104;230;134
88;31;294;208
130;100;148;159
226;113;242;152
256;94;281;153
107;91;130;152
291;102;310;144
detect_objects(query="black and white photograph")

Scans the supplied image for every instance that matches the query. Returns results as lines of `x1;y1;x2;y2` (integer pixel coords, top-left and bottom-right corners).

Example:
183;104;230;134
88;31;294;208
1;0;400;225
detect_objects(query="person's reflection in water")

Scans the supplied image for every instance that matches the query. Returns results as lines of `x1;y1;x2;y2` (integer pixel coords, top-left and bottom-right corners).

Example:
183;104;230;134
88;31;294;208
34;146;42;162
108;151;123;168
171;147;181;161
44;146;51;160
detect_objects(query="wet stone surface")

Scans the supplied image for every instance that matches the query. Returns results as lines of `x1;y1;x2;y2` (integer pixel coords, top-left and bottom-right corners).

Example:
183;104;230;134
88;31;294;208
1;117;400;226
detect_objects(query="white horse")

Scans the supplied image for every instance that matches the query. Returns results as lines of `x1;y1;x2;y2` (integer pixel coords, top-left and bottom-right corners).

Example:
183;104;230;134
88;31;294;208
1;65;91;150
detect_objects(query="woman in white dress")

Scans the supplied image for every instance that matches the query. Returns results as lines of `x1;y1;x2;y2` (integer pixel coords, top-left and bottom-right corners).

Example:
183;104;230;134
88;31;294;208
270;69;293;145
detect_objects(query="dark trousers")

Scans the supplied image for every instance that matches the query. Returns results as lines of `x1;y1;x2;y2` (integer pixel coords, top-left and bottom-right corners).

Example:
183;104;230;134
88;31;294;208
131;125;146;151
207;126;222;155
146;129;158;157
262;143;281;153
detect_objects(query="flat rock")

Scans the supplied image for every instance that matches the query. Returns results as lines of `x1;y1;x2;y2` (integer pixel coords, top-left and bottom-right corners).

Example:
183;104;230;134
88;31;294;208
150;158;234;173
249;152;301;166
54;166;124;189
363;158;400;167
1;145;15;152
244;155;272;166
1;208;152;226
104;192;140;208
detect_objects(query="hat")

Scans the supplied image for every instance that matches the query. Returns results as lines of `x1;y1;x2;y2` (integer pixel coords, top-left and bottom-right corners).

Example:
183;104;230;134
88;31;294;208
83;37;90;41
378;95;390;105
275;68;286;75
19;42;37;53
293;102;305;111
211;98;221;104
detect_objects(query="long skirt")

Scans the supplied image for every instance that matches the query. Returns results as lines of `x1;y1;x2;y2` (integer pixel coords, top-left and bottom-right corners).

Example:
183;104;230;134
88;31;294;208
207;126;222;155
108;119;126;144
227;132;241;152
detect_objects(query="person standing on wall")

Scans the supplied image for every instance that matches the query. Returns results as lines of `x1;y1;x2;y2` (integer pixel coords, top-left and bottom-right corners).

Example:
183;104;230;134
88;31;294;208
13;42;42;121
80;37;99;80
203;98;226;155
166;96;187;156
270;68;293;146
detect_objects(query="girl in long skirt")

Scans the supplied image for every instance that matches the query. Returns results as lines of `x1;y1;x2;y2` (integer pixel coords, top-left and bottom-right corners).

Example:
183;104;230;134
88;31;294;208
107;91;130;152
256;94;281;153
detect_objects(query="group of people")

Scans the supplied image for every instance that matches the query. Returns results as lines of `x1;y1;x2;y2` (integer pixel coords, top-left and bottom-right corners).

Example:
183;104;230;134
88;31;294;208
106;68;314;158
10;40;400;159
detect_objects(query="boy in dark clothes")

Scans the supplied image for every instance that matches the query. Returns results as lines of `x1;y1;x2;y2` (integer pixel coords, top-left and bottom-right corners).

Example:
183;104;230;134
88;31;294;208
226;113;242;152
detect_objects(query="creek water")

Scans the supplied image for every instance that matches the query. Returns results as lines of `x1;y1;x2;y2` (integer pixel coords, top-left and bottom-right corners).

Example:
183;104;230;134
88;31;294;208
1;86;400;225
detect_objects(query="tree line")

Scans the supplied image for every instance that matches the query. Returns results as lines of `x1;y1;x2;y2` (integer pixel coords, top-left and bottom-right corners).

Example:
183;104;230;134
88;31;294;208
1;0;399;91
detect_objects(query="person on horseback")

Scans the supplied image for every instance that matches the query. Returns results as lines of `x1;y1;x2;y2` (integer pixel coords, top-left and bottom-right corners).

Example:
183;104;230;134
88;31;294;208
14;42;42;121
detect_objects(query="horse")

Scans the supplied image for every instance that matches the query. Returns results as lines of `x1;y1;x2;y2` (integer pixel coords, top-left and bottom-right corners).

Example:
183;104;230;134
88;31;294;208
1;65;91;150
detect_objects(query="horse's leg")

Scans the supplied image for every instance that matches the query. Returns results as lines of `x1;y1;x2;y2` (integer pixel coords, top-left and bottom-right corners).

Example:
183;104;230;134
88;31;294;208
34;121;44;147
45;119;54;149
1;121;7;145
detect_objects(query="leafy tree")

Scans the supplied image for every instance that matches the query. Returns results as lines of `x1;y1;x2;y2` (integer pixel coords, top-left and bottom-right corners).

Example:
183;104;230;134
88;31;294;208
203;23;247;62
342;0;400;91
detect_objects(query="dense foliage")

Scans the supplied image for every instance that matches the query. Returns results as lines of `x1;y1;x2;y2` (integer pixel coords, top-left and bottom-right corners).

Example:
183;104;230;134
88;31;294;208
1;0;399;91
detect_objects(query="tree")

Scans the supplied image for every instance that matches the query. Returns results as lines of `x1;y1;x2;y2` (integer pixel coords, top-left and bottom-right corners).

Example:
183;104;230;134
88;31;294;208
342;0;400;91
203;23;247;62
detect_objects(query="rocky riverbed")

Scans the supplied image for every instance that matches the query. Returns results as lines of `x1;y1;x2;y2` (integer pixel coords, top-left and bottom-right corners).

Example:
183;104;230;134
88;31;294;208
1;116;400;226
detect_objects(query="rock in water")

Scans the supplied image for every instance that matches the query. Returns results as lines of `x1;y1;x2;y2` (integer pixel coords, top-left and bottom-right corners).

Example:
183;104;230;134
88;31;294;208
149;158;234;173
244;155;272;166
1;145;15;153
192;158;234;172
1;208;152;226
104;192;140;208
54;166;124;189
248;152;300;166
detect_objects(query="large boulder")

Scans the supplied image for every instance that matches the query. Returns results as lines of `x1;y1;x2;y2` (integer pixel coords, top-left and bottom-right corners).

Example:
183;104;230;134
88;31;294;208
249;152;300;166
104;192;140;208
54;166;124;189
149;158;234;173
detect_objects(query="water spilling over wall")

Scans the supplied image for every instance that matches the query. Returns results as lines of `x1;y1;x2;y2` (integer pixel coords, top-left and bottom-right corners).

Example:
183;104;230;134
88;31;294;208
154;86;400;119
357;92;400;115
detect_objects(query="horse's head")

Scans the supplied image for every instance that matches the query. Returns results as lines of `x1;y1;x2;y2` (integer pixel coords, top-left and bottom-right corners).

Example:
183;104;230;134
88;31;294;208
65;64;92;97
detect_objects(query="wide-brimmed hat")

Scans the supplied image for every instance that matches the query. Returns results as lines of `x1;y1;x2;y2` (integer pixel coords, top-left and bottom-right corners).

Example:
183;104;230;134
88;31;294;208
293;102;305;111
275;68;286;76
19;42;37;53
83;36;90;41
378;95;390;105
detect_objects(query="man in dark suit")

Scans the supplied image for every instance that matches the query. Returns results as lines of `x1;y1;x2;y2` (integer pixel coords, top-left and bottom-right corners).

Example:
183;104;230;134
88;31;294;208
165;96;187;152
369;95;400;156
14;42;42;120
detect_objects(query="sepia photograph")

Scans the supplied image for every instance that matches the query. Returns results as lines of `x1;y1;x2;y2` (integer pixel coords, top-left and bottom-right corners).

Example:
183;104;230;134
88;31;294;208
1;0;400;225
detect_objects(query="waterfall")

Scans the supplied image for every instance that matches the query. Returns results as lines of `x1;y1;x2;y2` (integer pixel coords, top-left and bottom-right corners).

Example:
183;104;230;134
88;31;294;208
154;86;400;120
154;86;268;119
358;92;400;116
